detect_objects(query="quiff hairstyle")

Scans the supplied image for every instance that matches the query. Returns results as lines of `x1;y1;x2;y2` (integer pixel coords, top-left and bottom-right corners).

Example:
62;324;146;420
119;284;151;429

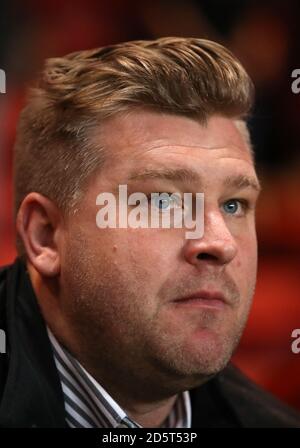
14;36;254;249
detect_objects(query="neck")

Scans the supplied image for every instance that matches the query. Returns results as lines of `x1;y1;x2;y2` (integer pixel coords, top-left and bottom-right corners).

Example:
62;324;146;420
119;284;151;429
73;351;180;427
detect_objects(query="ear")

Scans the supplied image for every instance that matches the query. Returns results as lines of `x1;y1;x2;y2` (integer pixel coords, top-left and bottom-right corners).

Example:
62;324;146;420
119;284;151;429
16;192;63;277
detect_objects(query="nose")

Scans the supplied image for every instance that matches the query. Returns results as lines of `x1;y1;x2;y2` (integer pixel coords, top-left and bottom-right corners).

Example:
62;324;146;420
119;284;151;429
183;208;238;267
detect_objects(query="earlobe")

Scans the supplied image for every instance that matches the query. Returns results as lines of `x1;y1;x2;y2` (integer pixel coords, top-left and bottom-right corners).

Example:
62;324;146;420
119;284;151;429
16;193;62;277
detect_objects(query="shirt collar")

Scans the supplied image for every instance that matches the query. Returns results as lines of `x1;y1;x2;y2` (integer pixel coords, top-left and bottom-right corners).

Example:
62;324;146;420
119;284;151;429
47;327;191;428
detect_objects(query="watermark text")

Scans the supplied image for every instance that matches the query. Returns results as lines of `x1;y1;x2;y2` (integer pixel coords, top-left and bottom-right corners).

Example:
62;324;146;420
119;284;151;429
96;185;204;239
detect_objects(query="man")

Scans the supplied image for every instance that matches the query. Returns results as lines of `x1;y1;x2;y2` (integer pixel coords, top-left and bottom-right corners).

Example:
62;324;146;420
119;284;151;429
0;37;299;428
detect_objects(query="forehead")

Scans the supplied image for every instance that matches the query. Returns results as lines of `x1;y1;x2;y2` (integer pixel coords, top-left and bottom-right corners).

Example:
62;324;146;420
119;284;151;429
94;111;255;183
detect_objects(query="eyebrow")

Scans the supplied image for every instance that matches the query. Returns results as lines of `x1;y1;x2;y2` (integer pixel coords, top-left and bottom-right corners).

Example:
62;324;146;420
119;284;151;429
128;167;261;192
223;174;261;192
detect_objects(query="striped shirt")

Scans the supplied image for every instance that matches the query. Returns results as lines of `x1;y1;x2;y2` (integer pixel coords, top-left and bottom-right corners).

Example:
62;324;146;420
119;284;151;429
47;328;192;428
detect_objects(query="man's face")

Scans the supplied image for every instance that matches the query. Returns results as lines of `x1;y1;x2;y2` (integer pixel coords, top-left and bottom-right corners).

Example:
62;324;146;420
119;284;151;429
60;111;260;395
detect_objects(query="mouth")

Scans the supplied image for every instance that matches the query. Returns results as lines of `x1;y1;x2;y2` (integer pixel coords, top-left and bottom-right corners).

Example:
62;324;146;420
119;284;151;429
172;290;228;310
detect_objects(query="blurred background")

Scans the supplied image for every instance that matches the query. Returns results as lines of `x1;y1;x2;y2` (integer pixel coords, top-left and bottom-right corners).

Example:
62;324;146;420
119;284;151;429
0;0;300;410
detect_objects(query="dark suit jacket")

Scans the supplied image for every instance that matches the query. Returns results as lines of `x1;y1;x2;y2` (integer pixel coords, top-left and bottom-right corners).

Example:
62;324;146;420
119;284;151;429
0;258;299;428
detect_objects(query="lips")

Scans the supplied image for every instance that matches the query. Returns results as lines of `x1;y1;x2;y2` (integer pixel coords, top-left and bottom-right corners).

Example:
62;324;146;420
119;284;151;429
172;290;228;309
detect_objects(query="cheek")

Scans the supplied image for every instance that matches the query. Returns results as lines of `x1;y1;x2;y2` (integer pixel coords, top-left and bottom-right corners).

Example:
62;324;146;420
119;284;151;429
234;232;258;295
89;232;178;324
118;230;178;287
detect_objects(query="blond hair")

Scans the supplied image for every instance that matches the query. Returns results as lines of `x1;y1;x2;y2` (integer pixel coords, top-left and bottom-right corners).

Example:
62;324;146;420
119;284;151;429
14;37;254;230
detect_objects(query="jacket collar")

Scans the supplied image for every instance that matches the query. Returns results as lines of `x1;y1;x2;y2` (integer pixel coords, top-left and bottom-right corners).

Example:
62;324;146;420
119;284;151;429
0;258;67;428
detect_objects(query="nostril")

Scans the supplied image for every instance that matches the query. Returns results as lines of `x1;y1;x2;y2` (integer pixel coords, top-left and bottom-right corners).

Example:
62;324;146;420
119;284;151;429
196;253;217;261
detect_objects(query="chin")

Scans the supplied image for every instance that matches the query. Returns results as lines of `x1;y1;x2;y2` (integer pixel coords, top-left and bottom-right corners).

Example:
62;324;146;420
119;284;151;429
159;352;230;394
156;330;236;389
202;328;242;369
186;321;243;372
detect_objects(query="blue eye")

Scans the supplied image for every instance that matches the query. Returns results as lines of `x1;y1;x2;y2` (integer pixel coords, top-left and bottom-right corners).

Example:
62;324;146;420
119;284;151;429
223;200;241;215
154;196;170;210
150;193;182;212
160;199;169;209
